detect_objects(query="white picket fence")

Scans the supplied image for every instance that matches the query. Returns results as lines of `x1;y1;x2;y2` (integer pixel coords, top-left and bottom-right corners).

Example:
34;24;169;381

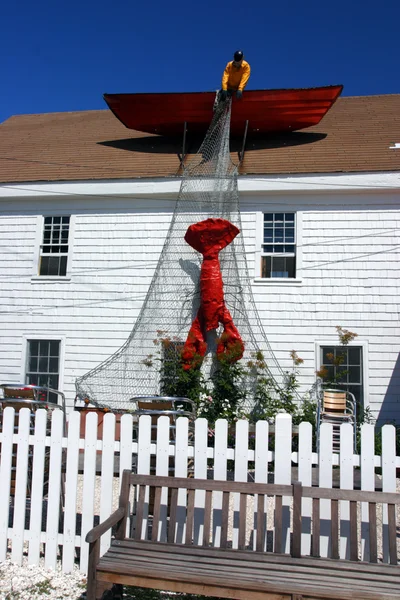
0;407;398;574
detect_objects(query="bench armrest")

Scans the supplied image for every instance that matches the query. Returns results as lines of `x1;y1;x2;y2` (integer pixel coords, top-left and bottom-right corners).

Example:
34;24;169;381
86;507;126;544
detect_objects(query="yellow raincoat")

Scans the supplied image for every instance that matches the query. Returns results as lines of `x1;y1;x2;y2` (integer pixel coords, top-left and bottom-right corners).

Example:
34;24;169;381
221;60;251;91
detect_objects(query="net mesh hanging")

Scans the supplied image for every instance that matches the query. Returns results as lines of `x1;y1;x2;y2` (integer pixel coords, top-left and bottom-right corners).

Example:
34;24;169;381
75;100;289;412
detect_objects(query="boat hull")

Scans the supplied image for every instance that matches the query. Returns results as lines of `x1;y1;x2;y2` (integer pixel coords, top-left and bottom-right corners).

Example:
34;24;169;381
103;85;343;137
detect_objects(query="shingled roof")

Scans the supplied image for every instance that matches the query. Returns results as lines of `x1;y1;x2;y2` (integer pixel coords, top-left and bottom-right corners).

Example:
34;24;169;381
0;94;399;184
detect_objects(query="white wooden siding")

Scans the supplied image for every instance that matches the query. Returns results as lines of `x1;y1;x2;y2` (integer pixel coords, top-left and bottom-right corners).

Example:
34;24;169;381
0;191;399;421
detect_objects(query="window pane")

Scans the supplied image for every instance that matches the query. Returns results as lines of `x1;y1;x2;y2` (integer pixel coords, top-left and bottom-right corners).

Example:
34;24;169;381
62;216;70;224
39;356;48;372
263;228;273;243
49;358;58;373
264;214;273;223
38;341;50;356
285;228;295;243
30;340;39;356
336;350;348;366
44;217;52;225
40;256;61;276
322;347;334;363
348;367;361;383
50;341;59;355
285;214;294;222
348;347;361;364
261;256;271;278
53;217;61;224
275;213;284;222
60;256;68;276
286;256;296;278
29;357;38;372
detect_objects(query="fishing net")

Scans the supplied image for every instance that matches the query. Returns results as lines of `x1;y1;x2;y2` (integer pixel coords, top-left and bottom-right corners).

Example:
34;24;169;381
75;99;289;412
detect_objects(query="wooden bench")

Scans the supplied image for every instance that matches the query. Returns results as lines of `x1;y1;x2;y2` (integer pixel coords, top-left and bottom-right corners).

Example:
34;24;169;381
86;471;400;600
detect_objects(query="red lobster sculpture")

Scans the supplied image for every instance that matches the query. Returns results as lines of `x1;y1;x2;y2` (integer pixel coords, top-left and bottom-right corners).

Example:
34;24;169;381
181;218;245;370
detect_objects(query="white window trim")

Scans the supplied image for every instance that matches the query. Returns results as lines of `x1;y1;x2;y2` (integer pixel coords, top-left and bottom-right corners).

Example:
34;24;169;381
21;334;66;395
31;214;75;281
254;210;302;282
315;340;369;411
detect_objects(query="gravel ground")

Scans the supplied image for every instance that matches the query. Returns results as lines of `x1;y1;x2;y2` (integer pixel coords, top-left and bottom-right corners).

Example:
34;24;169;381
0;557;86;600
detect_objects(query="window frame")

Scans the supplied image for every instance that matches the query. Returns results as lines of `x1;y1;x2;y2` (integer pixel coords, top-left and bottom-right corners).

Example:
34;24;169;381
32;214;75;281
254;210;302;282
21;334;65;398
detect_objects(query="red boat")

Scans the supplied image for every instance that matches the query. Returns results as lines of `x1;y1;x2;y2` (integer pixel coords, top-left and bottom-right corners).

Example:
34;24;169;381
103;85;343;137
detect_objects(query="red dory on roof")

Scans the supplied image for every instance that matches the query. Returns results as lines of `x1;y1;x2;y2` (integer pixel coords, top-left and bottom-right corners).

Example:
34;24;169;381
103;85;343;137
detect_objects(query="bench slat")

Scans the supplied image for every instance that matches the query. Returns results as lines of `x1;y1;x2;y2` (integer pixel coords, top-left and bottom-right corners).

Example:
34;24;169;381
274;496;282;554
168;487;178;544
185;488;195;545
238;493;247;550
100;554;399;592
97;553;400;600
387;504;397;565
109;540;399;581
369;502;377;563
221;491;229;549
134;484;146;541
203;490;212;547
292;482;302;559
152;486;162;542
312;498;320;557
350;500;358;561
256;494;265;552
331;499;339;560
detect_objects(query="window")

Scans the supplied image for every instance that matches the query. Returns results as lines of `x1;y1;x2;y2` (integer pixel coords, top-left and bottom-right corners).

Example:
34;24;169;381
261;213;296;278
26;340;60;403
160;340;184;396
320;346;363;408
39;216;70;276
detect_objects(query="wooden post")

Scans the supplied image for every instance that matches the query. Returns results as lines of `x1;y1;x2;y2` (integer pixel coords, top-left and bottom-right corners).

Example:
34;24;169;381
292;481;302;558
86;539;100;600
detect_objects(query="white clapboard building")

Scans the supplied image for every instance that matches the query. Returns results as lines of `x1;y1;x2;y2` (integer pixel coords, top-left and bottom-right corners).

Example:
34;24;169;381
0;94;399;422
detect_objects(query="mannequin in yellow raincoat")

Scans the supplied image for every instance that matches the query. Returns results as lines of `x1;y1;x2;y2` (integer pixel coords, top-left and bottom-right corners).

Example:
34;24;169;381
220;50;251;101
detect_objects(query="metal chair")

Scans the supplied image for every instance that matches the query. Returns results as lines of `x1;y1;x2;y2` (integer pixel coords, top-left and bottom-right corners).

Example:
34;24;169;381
130;396;196;474
0;383;67;499
316;387;356;453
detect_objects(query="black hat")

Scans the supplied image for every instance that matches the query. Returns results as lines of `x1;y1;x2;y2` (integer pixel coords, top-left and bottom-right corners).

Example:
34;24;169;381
234;50;244;61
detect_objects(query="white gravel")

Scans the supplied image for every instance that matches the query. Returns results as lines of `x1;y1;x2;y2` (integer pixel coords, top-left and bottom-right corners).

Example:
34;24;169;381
0;557;86;599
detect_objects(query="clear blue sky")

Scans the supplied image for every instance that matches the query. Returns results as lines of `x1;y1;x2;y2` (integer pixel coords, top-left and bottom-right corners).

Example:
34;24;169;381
1;0;399;124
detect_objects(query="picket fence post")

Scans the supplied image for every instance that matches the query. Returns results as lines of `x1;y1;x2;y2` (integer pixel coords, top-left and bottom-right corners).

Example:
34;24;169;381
28;409;47;566
274;413;292;554
80;411;98;574
298;421;312;556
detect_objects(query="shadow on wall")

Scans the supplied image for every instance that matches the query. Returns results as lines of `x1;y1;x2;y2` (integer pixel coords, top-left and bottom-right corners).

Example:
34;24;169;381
377;352;400;425
97;131;327;156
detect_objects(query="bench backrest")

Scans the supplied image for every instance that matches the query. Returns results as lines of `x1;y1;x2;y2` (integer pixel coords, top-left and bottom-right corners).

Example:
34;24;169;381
121;471;400;565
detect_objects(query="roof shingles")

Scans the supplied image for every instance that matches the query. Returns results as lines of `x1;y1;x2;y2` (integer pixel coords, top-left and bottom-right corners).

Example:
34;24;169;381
0;94;399;184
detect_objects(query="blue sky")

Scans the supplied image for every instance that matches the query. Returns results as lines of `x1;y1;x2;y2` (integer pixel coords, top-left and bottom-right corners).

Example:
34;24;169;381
1;0;399;123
